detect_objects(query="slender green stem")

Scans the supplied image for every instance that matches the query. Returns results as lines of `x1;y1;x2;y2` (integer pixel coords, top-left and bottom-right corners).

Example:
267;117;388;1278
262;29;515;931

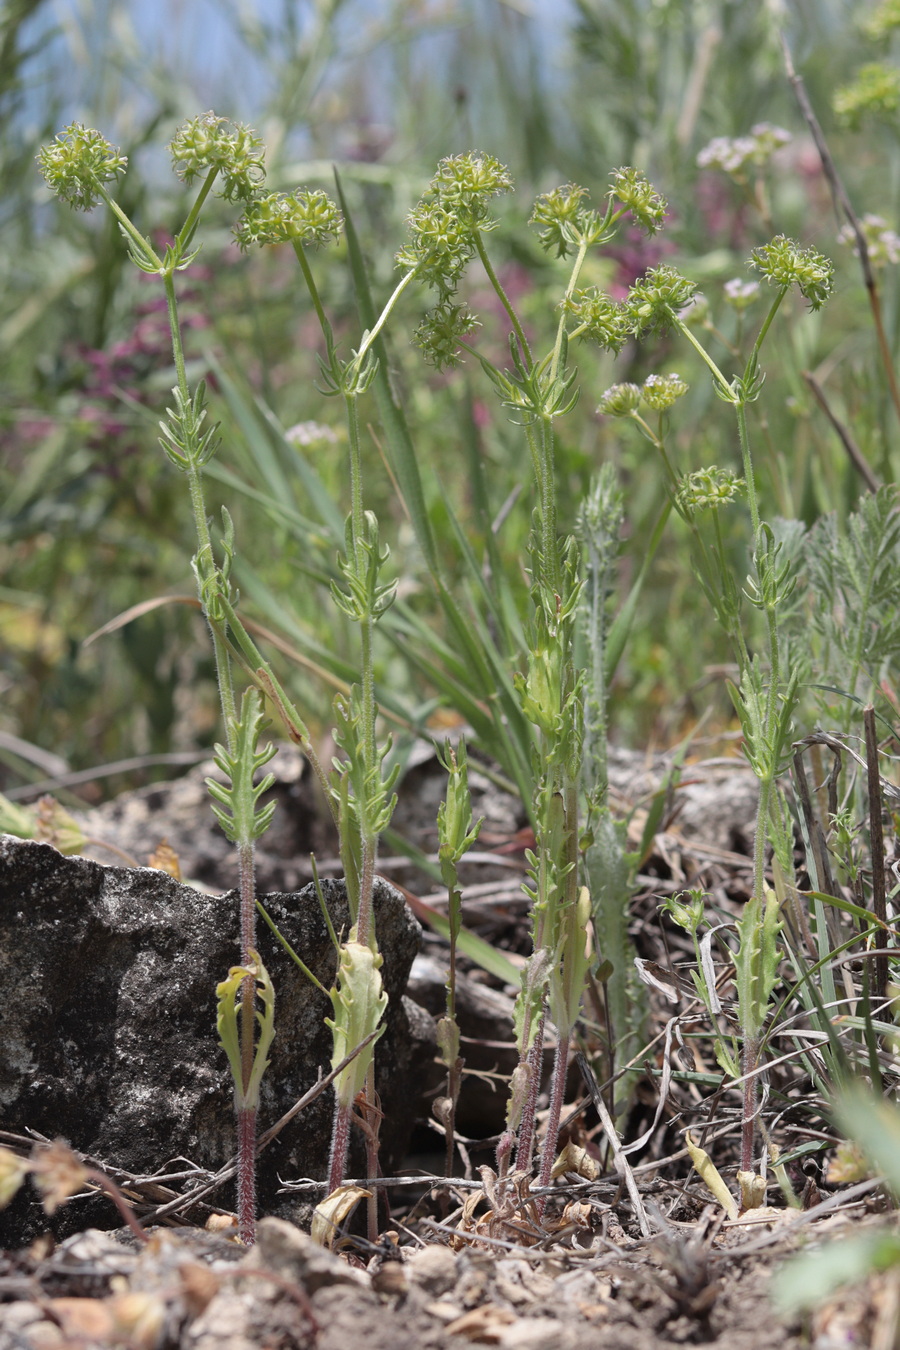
723;293;792;1180
162;273;191;404
297;213;415;380
292;241;336;348
354;268;418;362
161;271;237;738
735;400;761;543
548;237;590;384
731;293;786;542
473;232;532;368
97;185;163;269
537;418;560;593
748;290;786;372
209;599;333;808
673;317;735;399
345;393;366;576
160;218;264;1241
344;390;378;946
179;166;221;250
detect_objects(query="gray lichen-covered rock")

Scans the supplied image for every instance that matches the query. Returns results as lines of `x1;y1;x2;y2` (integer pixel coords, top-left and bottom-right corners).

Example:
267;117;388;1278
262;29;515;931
0;835;427;1244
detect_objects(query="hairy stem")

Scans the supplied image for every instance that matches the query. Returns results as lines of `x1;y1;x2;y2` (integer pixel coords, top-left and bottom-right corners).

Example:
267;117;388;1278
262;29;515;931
328;1100;352;1197
739;1032;760;1175
514;1008;546;1172
236;1102;258;1245
535;1033;569;1211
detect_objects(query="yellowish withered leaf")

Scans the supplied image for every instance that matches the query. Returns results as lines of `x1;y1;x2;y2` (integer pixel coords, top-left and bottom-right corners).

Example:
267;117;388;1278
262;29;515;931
685;1130;738;1220
550;1139;600;1181
147;839;182;880
311;1184;372;1248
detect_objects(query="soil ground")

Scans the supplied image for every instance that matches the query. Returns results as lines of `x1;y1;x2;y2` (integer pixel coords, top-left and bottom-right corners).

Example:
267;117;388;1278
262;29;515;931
2;744;896;1349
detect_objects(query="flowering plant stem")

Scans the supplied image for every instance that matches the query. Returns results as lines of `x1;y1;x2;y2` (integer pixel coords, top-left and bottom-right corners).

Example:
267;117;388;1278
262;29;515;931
282;230;400;1234
661;269;827;1175
436;740;483;1174
385;158;669;1189
37;117;351;1243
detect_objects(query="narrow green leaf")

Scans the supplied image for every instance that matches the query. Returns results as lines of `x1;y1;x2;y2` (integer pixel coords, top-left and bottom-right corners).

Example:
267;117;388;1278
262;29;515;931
604;497;672;683
334;169;438;574
393;873;521;986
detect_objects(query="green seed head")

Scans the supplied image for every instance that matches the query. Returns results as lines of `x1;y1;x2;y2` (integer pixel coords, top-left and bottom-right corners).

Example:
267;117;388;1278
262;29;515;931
597;382;643;417
625;265;698;337
531;182;592;257
641;372;689;411
677;465;745;511
234;188;343;250
750;236;834;310
169;112;266;201
608;166;668;236
37;124;127;210
565;288;631;353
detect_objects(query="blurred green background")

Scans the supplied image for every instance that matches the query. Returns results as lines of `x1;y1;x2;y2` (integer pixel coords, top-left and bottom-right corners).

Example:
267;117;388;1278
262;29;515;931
2;0;897;799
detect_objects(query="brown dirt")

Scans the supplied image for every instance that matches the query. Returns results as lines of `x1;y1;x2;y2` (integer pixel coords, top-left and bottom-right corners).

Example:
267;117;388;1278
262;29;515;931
1;1157;891;1349
2;744;896;1347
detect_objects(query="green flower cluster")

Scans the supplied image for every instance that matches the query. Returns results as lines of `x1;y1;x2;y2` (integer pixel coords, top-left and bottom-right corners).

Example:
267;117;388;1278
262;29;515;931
641;373;689;411
564;288;631;353
750;236;834;309
596;383;642;416
414;302;481;370
234;188;343;251
566;266;700;353
530;183;600;258
169;113;266;201
396;152;513;298
676;466;745;512
608;167;668;236
834;62;900;127
428;151;514;212
37;124;127;210
625;265;698;337
597;373;689;416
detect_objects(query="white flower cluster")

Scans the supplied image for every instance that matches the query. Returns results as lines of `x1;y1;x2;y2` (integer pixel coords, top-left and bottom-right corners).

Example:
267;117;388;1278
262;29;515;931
723;278;761;309
285;421;341;447
697;124;792;176
837;214;900;268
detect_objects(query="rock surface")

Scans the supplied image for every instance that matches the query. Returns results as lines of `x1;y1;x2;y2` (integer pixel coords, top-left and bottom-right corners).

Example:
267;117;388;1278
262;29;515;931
0;835;429;1244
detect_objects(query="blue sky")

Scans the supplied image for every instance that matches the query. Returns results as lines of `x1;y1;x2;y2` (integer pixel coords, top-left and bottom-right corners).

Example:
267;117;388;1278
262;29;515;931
31;0;577;127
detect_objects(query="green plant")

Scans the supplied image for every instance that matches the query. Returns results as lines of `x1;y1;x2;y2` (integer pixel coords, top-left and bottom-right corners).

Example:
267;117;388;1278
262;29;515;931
34;121;666;1224
434;738;484;1176
37;116;357;1245
602;223;839;1178
30;49;900;1259
802;487;900;733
